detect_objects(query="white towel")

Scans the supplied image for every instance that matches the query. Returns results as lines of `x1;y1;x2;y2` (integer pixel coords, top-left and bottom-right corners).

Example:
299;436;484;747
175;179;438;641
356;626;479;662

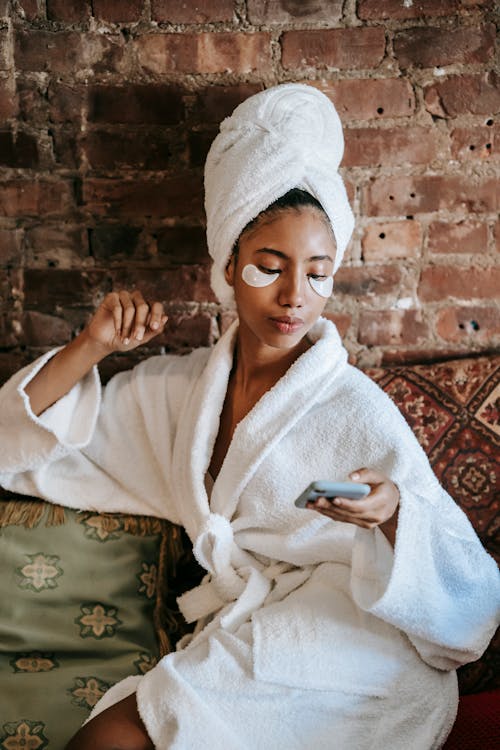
204;83;355;306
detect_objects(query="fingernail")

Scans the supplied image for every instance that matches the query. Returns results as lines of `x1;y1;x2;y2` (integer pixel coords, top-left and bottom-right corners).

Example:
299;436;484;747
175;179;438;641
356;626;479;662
123;337;130;345
151;321;159;330
135;330;144;341
351;472;360;480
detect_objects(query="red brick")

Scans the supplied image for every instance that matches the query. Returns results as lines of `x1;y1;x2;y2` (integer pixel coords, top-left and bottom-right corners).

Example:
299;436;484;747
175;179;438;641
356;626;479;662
48;82;84;123
495;219;500;254
155;226;209;266
17;79;48;123
88;84;185;125
47;0;91;22
109;265;216;303
21;311;73;346
363;175;498;216
51;129;79;168
151;0;234;23
418;265;500;301
15;30;125;74
88;225;142;260
313;78;415;120
136;32;271;75
248;0;342;23
93;0;144;22
380;346;461;366
362;220;422;261
427;220;488;254
83;130;173;171
358;0;489;20
194;83;263;123
0;180;74;218
323;312;352;338
24;269;109;312
156;311;215;350
0;228;22;265
424;72;500;118
343;126;439;167
0;352;31;386
0;130;39;168
394;25;495;68
24;225;88;265
436;305;500;343
83;175;203;218
17;1;42;20
359;309;428;346
334;265;401;297
0;79;18;120
188;129;218;167
450;125;498;161
282;28;385;70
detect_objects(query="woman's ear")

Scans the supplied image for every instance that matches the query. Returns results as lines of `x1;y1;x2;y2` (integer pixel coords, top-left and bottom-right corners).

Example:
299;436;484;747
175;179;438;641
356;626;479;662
224;255;235;287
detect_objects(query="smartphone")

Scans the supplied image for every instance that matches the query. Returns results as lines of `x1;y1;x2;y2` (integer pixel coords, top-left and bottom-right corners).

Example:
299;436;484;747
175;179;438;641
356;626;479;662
294;480;371;509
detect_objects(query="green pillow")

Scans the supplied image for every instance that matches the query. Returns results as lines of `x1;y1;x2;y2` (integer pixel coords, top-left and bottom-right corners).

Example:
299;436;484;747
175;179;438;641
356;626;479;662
0;499;182;749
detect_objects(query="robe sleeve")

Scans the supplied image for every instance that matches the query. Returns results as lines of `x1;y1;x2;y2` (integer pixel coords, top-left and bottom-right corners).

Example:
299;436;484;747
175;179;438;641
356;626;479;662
347;377;500;672
0;349;205;522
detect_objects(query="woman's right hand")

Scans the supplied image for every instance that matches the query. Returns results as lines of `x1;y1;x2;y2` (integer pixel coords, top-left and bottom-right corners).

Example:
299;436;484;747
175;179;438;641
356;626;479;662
86;290;168;354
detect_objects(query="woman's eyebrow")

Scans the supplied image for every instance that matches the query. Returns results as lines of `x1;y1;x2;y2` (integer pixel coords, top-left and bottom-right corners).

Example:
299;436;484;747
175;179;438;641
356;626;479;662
255;248;334;263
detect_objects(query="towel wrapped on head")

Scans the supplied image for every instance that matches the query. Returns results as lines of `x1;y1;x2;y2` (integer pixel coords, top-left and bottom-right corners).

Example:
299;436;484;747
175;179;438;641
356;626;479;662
204;83;355;306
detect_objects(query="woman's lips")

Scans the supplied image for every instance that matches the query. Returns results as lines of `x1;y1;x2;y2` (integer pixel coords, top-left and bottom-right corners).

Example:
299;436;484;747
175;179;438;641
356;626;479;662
269;317;304;334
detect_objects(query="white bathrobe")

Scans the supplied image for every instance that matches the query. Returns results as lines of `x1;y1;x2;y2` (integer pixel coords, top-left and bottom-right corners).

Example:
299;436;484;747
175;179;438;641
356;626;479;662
1;318;498;750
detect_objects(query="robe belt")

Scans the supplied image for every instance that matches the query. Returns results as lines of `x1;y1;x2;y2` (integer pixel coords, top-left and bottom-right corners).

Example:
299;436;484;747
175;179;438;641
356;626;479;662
177;513;286;628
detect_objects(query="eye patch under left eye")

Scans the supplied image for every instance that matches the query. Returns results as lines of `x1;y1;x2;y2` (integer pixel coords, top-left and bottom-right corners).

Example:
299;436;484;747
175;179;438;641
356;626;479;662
309;276;334;298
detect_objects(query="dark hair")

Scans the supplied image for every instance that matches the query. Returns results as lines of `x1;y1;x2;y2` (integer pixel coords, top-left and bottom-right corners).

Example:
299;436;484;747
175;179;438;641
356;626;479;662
232;188;332;257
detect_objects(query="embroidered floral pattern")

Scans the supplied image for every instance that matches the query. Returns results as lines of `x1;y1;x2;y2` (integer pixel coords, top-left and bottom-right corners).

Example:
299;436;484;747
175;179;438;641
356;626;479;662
68;677;111;709
75;603;121;638
17;553;63;592
134;652;158;675
10;652;58;673
76;513;124;542
0;720;48;750
137;562;157;599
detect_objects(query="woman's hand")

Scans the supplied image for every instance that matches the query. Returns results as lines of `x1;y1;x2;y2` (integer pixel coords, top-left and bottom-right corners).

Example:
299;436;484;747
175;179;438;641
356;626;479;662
307;468;400;546
86;290;168;355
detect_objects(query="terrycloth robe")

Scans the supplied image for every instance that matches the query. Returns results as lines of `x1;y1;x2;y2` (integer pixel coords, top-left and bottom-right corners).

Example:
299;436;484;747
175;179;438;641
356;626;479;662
1;318;499;750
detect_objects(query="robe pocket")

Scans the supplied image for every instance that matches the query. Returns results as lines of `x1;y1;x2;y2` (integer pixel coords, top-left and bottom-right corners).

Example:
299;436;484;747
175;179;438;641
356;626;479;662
251;562;409;698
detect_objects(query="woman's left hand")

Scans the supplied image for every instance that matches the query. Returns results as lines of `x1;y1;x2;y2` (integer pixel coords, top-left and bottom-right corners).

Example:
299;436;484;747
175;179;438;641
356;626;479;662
307;468;400;546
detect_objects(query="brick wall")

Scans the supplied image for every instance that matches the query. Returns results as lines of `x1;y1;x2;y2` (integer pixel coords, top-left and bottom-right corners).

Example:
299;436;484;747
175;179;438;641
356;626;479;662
0;0;499;381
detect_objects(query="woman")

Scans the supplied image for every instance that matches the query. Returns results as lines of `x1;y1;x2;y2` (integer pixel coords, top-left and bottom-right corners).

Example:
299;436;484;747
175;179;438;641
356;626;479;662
0;85;498;750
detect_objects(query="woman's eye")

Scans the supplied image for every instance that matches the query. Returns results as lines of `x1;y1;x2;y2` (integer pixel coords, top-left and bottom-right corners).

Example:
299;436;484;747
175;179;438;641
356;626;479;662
309;274;328;280
258;266;281;275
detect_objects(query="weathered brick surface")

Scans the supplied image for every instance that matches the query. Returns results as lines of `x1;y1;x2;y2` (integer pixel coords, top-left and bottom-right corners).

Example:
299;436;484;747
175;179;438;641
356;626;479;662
394;24;495;68
151;0;235;23
363;176;498;216
248;0;342;23
362;220;422;261
343;127;439;167
427;221;488;254
436;305;500;343
0;0;498;371
450;126;498;161
315;78;416;120
424;72;500;117
136;32;271;74
281;28;386;70
359;309;428;346
418;266;500;302
358;0;488;20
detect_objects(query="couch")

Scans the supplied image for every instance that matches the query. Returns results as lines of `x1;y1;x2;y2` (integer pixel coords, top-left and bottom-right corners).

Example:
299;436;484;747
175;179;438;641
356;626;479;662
1;353;498;749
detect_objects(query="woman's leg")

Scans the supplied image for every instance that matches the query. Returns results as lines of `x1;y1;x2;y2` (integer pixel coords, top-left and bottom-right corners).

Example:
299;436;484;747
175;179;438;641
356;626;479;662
65;693;154;750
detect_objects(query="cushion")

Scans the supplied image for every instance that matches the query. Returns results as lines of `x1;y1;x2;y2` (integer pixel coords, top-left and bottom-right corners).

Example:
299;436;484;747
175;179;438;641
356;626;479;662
442;689;500;749
366;354;500;694
0;497;186;749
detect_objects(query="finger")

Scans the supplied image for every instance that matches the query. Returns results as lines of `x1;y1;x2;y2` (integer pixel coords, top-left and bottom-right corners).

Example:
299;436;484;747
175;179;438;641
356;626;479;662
130;291;150;341
104;292;122;337
349;467;385;486
118;291;135;342
148;301;166;332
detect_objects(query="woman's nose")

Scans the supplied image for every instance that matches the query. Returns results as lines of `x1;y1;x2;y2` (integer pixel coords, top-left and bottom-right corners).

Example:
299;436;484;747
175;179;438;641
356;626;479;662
278;271;304;308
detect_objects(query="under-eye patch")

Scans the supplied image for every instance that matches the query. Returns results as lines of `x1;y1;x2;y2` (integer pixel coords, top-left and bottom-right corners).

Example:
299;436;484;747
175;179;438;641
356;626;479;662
309;276;334;298
242;264;278;287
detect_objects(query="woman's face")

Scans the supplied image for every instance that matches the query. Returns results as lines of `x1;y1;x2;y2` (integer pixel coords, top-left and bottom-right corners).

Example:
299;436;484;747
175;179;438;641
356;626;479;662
225;207;337;352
